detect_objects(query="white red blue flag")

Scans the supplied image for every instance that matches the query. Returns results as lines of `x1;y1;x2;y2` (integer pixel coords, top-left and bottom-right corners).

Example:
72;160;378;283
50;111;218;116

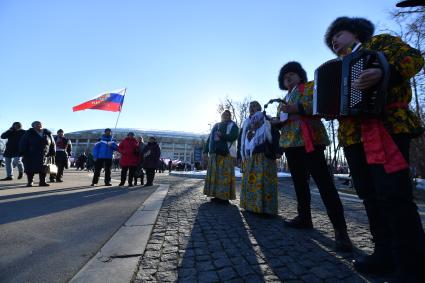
72;89;126;112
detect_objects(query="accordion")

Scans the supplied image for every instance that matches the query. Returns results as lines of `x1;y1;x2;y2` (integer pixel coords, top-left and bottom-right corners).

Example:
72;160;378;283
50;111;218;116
313;49;390;118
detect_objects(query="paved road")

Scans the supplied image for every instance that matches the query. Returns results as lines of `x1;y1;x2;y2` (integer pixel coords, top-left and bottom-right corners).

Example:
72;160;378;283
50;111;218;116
134;175;425;283
0;168;157;283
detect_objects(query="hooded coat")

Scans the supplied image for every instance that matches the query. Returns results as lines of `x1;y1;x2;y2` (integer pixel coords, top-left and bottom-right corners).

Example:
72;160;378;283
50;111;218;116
118;136;140;167
92;134;118;160
19;128;55;173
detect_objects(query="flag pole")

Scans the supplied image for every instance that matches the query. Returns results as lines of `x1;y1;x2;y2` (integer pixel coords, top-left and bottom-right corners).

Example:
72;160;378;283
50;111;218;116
113;88;127;132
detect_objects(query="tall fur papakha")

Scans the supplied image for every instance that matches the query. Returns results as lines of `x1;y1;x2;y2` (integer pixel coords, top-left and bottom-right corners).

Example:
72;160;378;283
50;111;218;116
325;17;375;52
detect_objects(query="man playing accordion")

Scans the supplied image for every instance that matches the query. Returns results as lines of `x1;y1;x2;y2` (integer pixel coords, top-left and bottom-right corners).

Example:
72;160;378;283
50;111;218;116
324;17;425;282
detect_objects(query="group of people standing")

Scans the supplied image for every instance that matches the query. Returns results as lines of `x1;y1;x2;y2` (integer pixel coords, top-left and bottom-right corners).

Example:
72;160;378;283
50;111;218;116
1;124;162;188
90;128;161;188
1;121;72;186
203;16;425;282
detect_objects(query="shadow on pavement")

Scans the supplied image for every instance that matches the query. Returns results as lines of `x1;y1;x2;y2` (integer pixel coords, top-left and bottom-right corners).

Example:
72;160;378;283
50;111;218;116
242;210;393;282
0;185;155;225
178;201;266;282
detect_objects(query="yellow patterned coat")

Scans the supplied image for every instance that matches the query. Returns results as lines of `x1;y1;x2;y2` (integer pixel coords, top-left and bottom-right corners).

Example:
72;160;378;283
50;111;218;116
338;34;424;147
278;82;330;149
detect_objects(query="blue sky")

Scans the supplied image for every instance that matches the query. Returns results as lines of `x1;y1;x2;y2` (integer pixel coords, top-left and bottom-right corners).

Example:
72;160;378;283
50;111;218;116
0;0;401;135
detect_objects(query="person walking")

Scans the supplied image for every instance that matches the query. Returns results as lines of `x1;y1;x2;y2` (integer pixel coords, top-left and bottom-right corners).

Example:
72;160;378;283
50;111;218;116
0;122;25;180
324;17;425;281
273;61;352;252
203;110;239;203
49;129;72;182
141;136;161;187
91;128;118;186
118;132;140;187
19;121;55;187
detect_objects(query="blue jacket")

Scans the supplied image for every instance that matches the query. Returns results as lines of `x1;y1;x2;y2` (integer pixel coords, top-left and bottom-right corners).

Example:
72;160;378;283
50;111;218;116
92;135;118;160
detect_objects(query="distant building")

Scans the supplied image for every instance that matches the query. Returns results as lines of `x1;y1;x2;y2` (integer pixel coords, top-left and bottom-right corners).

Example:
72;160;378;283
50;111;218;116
66;128;207;163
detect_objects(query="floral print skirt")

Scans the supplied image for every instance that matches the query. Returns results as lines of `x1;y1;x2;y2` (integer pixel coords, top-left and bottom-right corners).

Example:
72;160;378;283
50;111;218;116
240;153;278;215
203;154;236;200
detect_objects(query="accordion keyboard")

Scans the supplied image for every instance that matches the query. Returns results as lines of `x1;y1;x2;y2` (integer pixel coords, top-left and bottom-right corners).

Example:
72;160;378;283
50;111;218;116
349;58;364;108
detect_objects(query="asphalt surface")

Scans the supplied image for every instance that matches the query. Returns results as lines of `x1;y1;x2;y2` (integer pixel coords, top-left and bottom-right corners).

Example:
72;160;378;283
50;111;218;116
0;168;157;283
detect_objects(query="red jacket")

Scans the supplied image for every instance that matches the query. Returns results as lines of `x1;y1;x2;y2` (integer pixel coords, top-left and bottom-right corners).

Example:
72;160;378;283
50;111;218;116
118;137;140;167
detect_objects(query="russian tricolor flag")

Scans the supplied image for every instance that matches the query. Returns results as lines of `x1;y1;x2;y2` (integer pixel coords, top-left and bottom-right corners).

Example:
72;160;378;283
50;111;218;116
72;89;126;112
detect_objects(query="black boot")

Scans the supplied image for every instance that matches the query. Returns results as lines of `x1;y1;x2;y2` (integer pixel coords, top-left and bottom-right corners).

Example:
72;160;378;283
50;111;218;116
353;248;394;274
26;173;34;187
39;174;50;186
334;228;353;252
0;176;13;181
285;215;313;229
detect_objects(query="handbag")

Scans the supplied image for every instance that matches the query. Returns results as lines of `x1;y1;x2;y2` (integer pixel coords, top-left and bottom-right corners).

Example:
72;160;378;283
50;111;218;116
43;157;58;175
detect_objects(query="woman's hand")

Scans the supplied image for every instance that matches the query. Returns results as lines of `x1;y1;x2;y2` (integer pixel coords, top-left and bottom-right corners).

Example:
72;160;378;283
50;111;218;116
280;104;298;114
353;68;382;90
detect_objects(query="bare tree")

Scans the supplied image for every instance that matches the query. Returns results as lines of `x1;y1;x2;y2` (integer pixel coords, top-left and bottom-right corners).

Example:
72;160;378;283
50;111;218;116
217;96;251;128
388;6;425;178
389;6;425;116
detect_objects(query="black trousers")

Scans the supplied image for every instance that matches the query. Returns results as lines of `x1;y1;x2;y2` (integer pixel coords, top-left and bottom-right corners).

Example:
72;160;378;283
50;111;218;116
92;158;112;184
120;166;136;185
27;172;46;184
284;146;347;230
145;168;155;185
344;134;425;277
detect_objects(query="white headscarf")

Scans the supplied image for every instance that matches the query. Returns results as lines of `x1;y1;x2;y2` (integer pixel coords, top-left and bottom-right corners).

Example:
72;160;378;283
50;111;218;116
242;111;272;159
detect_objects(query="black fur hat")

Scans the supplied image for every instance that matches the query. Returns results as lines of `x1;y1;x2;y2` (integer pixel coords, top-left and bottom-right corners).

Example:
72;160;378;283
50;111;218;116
325;17;374;52
278;61;308;90
396;0;425;7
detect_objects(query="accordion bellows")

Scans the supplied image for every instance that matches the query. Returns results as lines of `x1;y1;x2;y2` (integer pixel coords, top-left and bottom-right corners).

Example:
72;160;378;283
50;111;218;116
313;49;389;118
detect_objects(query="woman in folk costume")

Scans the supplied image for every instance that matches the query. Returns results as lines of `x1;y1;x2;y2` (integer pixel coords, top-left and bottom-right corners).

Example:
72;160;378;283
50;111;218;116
325;17;425;281
203;110;239;203
274;62;352;251
240;101;280;215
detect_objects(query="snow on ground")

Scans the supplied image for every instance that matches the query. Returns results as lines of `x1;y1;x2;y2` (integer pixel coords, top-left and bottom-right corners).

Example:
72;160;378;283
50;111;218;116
171;167;291;178
171;170;425;190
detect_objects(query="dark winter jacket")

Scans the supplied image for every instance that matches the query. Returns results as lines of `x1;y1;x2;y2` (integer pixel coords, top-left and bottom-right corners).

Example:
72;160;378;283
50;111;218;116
54;136;72;165
19;128;55;173
92;135;118;160
204;121;239;155
118;137;140;167
1;128;26;157
141;142;161;169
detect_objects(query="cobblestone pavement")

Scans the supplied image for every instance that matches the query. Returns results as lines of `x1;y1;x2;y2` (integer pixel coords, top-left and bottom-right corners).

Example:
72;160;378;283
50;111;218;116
133;175;425;282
